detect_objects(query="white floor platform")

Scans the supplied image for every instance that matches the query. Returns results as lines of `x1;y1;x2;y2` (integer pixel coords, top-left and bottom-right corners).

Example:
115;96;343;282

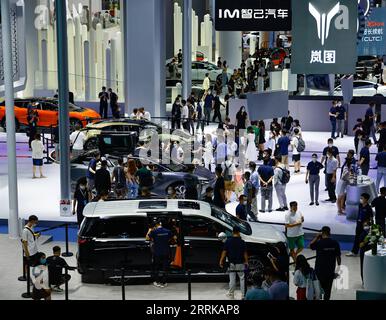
0;131;382;236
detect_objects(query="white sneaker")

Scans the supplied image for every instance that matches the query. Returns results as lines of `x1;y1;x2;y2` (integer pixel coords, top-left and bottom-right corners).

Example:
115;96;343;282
345;252;358;257
52;286;63;292
226;292;235;299
153;282;161;288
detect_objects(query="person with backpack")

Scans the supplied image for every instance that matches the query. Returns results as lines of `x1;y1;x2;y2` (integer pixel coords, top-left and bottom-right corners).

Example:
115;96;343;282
274;156;289;212
305;154;324;206
243;171;258;222
277;129;291;170
222;157;236;203
258;158;275;213
112;158;127;199
291;128;305;174
293;254;321;300
184;165;199;200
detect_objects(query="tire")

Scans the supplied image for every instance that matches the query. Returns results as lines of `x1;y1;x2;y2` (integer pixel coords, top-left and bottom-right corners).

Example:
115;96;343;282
1;117;20;132
84;138;98;151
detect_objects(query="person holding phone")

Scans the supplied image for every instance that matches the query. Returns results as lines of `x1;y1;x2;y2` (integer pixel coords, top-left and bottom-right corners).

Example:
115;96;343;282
285;202;305;263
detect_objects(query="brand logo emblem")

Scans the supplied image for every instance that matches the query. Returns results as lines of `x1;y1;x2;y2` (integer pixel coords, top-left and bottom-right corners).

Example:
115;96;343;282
309;2;341;46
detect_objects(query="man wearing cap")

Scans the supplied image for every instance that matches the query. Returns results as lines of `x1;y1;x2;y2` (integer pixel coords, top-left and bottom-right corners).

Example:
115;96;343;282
305;154;324;206
219;226;249;300
310;226;341;300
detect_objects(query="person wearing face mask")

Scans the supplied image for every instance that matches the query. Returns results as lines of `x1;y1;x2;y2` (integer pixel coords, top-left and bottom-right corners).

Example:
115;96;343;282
212;91;225;123
321;139;341;191
31;252;51;301
235;106;248;131
171;97;182;130
359;219;373;285
335;101;347;139
359;139;372;176
325;149;338;203
22;215;41;278
329;101;338;139
306;154;324;206
364;102;377;144
336;150;356;215
73;177;90;226
347;193;374;257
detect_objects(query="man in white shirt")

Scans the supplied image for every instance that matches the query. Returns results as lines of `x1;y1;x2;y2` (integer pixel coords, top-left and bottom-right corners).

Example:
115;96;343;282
291;128;302;174
285;201;305;263
181;100;189;131
70;124;86;159
139;107;151;121
202;73;210;93
22;215;40;276
171;141;184;164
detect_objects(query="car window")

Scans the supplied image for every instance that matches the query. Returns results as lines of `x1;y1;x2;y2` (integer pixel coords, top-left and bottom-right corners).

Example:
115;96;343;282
183;216;227;238
211;206;252;236
14;101;27;108
42;102;58;111
354;81;373;88
81;217;148;239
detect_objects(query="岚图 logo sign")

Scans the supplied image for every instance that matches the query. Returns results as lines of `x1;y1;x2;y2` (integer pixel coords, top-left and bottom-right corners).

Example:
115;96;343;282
291;0;357;74
309;2;341;46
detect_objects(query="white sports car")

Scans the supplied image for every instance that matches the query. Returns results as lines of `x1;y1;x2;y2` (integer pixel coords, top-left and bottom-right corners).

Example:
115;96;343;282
308;80;386;97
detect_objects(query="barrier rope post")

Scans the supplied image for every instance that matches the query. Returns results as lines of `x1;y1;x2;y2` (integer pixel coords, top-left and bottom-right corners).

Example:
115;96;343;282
50;125;54;148
121;268;126;301
64;266;69;301
244;269;248;299
18;249;27;281
44;137;52;164
187;270;192;301
61;224;73;257
21;261;32;299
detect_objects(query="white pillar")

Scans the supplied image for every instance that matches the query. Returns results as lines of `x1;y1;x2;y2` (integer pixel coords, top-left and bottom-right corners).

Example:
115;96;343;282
74;15;83;95
116;32;124;97
192;9;198;61
173;2;182;56
218;31;242;71
95;23;103;92
110;37;117;92
67;18;76;93
249;35;257;57
89;27;97;99
202;14;213;62
47;23;57;90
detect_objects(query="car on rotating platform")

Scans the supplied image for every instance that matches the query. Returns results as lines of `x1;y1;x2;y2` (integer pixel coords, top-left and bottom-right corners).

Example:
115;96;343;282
0;98;100;131
70;151;215;199
77;199;288;284
307;80;386;97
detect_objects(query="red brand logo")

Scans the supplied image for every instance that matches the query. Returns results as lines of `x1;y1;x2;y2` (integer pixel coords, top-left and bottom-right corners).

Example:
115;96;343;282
367;21;385;27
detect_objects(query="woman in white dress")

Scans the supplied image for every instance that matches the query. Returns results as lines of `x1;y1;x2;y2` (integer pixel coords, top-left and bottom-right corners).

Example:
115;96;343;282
203;133;214;170
246;127;258;163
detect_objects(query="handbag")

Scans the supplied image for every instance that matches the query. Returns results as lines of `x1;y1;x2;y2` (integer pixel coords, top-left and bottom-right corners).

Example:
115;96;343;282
306;270;323;300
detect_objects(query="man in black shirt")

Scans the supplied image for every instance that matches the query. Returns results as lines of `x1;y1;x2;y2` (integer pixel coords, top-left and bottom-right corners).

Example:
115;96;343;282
321;138;341;190
147;221;175;288
347;193;374;256
219;226;248;300
378;121;386;153
371;187;386;236
184;165;199;200
94;160;111;196
212;92;225;123
203;187;214;204
353;118;363;154
213;166;226;209
46;246;72;292
98;86;109;118
310;226;341;300
108;88;119;119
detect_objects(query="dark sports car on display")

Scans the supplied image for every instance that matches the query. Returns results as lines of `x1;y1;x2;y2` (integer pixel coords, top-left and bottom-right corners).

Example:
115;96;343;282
77;199;288;284
71;151;215;198
0;98;100;131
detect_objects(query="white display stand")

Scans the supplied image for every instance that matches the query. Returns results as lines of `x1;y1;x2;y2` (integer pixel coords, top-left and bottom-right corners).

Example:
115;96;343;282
269;71;282;91
363;246;386;293
173;2;182;55
249;35;257;57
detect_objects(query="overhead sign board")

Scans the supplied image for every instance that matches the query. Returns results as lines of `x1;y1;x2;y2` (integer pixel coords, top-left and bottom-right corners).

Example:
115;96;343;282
291;0;357;74
215;0;292;31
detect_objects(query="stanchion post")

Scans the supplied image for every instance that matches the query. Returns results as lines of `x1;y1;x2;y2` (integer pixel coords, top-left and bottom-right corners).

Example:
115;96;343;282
18;249;26;281
64;266;69;301
121;268;126;301
21;261;32;299
187;270;191;301
62;224;74;257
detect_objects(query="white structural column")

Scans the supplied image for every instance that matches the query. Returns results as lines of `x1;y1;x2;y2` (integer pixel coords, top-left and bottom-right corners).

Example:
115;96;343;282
74;15;83;94
110;38;117;92
115;32;124;96
192;9;198;61
122;0;166;117
218;31;242;71
67;18;76;93
89;27;96;99
174;2;182;56
182;0;192;99
95;23;103;94
202;14;213;62
1;0;19;239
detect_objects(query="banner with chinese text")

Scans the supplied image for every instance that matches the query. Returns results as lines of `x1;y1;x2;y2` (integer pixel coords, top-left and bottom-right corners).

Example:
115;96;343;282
291;0;357;74
215;0;291;31
357;8;386;56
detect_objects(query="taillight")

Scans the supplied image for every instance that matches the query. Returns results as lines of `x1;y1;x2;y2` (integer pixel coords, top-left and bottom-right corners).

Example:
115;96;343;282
78;237;89;245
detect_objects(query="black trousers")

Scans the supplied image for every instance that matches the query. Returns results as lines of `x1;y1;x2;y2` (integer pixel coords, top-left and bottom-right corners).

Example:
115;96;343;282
212;108;222;123
352;222;363;255
152;255;169;284
100;102;108;118
361;164;370;176
326;174;337;201
318;275;334;300
171;117;181;130
50;274;71;287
